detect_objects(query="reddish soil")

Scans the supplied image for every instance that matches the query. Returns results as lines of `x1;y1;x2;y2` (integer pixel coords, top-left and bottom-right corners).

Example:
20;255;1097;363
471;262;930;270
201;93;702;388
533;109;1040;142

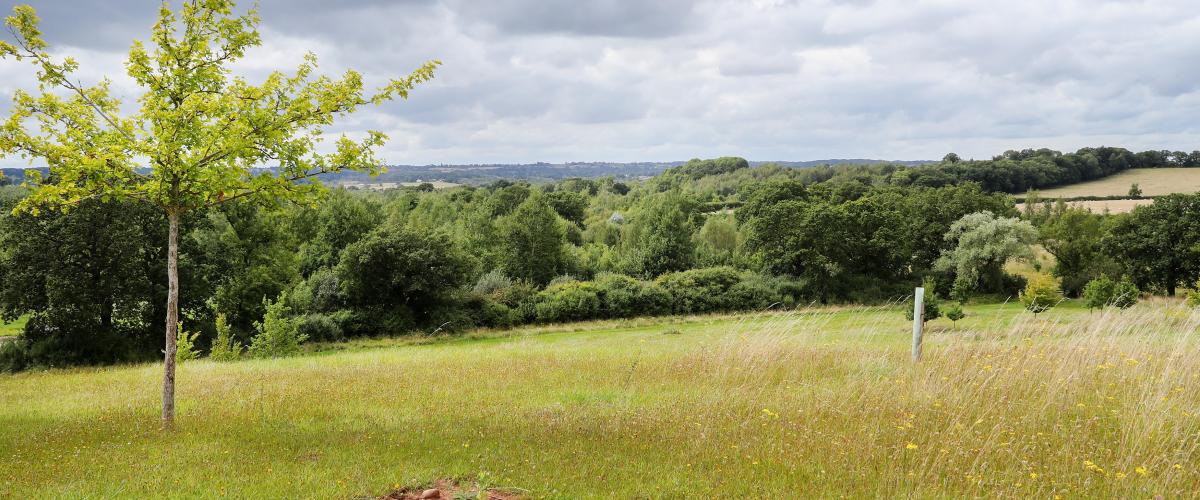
380;479;526;500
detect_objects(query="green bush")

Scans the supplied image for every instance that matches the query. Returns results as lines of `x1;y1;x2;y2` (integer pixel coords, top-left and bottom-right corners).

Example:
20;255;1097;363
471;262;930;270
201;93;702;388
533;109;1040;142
248;298;308;358
727;274;784;311
1083;276;1139;310
490;281;539;323
1187;280;1200;308
208;313;243;361
593;272;671;318
0;339;29;373
295;313;343;342
472;269;513;296
656;266;743;314
1020;274;1062;315
534;281;602;323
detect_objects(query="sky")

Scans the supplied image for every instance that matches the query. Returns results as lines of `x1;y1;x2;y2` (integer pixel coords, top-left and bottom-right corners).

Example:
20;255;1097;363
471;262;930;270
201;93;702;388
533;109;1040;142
1;0;1199;166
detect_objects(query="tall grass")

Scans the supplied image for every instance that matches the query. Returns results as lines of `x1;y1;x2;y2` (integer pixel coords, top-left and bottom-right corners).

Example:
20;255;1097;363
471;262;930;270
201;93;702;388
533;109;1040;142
0;301;1197;497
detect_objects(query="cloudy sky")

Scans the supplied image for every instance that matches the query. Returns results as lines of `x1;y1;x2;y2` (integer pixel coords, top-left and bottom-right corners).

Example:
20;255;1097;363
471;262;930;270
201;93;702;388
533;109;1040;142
2;0;1199;166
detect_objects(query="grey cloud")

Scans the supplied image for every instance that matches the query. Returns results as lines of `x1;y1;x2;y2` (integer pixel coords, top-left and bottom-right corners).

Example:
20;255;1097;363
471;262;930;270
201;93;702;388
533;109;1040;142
1;0;1199;166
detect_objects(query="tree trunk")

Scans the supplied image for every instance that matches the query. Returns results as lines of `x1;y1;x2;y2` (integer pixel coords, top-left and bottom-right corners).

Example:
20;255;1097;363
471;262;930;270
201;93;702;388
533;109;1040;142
162;211;180;429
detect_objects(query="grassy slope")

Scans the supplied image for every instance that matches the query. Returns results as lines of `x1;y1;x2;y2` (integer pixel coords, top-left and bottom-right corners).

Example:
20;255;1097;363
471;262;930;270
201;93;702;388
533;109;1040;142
2;301;1199;498
1036;167;1200;198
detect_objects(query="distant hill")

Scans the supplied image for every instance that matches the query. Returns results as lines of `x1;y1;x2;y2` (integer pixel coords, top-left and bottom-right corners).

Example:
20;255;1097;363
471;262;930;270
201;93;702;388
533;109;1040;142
323;158;934;185
2;159;935;186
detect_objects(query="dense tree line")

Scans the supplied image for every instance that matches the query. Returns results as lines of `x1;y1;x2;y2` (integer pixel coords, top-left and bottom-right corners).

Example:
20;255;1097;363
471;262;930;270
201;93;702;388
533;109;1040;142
3;146;1200;371
892;147;1200;193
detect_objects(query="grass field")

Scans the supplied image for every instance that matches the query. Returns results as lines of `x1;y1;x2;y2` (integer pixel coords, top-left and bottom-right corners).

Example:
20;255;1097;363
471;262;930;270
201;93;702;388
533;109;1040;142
1036;167;1200;198
0;315;26;338
2;300;1200;498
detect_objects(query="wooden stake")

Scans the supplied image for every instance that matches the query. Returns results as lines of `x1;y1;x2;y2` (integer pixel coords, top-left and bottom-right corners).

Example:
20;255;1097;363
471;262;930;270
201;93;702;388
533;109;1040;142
912;287;924;363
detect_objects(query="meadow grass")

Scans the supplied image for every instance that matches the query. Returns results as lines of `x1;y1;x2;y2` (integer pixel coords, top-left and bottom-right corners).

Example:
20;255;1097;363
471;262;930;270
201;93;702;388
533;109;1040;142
1;300;1199;498
0;315;26;338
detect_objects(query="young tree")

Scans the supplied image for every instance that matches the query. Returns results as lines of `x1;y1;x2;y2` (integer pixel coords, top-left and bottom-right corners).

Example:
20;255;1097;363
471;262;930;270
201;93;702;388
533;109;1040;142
0;3;438;427
1020;274;1062;315
944;303;965;325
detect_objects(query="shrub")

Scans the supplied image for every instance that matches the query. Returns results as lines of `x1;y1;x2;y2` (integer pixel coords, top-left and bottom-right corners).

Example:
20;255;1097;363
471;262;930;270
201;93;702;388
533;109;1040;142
296;313;343;342
488;281;539;323
727;274;784;311
1083;276;1139;310
1187;280;1200;308
472;269;513;296
174;322;200;362
208;313;243;361
0;339;29;373
656;266;743;314
535;281;602;323
248;298;308;358
593;273;671;318
1020;274;1062;315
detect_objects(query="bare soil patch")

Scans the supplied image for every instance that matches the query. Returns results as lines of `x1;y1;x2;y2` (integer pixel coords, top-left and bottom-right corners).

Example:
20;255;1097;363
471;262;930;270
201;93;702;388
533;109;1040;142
381;479;527;500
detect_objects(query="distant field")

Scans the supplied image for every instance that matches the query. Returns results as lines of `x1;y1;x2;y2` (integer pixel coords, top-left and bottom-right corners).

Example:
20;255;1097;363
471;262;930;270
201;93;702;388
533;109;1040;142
337;181;460;190
1017;198;1153;214
1036;168;1200;198
3;301;1200;497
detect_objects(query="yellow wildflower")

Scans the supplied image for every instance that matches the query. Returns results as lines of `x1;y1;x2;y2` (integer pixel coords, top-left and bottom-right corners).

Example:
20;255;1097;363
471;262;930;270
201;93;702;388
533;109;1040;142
906;443;918;450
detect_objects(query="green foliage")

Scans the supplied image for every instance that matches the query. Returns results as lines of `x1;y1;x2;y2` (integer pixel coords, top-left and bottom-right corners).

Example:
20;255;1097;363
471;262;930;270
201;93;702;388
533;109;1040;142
905;279;943;322
1082;276;1139;310
894;147;1157;193
191;203;299;331
336;223;474;319
743;182;1012;302
623;192;697;278
544;190;589;225
1020;274;1062;315
499;192;569;286
1104;193;1200;296
174;323;200;362
593;273;671;318
295;313;344;342
296;190;383;275
534;281;602;323
0;197;174;366
1128;183;1143;198
1188;284;1200;308
694;213;743;267
1040;204;1114;297
656;267;743;314
472;269;514;296
208;313;242;361
248;298;307;358
935;211;1037;299
944;303;965;324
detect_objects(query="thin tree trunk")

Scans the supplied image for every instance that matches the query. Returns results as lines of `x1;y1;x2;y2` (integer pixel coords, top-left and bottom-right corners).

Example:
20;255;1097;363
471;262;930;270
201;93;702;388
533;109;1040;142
162;210;180;429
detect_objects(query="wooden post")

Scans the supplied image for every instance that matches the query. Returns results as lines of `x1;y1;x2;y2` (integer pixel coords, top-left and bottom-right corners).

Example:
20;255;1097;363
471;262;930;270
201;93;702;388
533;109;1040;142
912;287;924;363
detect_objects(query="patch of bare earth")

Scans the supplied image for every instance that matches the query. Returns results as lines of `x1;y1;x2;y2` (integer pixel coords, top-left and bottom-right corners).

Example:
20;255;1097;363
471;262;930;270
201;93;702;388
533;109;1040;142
380;479;526;500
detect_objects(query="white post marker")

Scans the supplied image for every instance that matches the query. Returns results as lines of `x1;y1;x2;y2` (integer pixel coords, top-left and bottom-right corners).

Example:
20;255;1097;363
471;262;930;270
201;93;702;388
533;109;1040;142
912;287;925;363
